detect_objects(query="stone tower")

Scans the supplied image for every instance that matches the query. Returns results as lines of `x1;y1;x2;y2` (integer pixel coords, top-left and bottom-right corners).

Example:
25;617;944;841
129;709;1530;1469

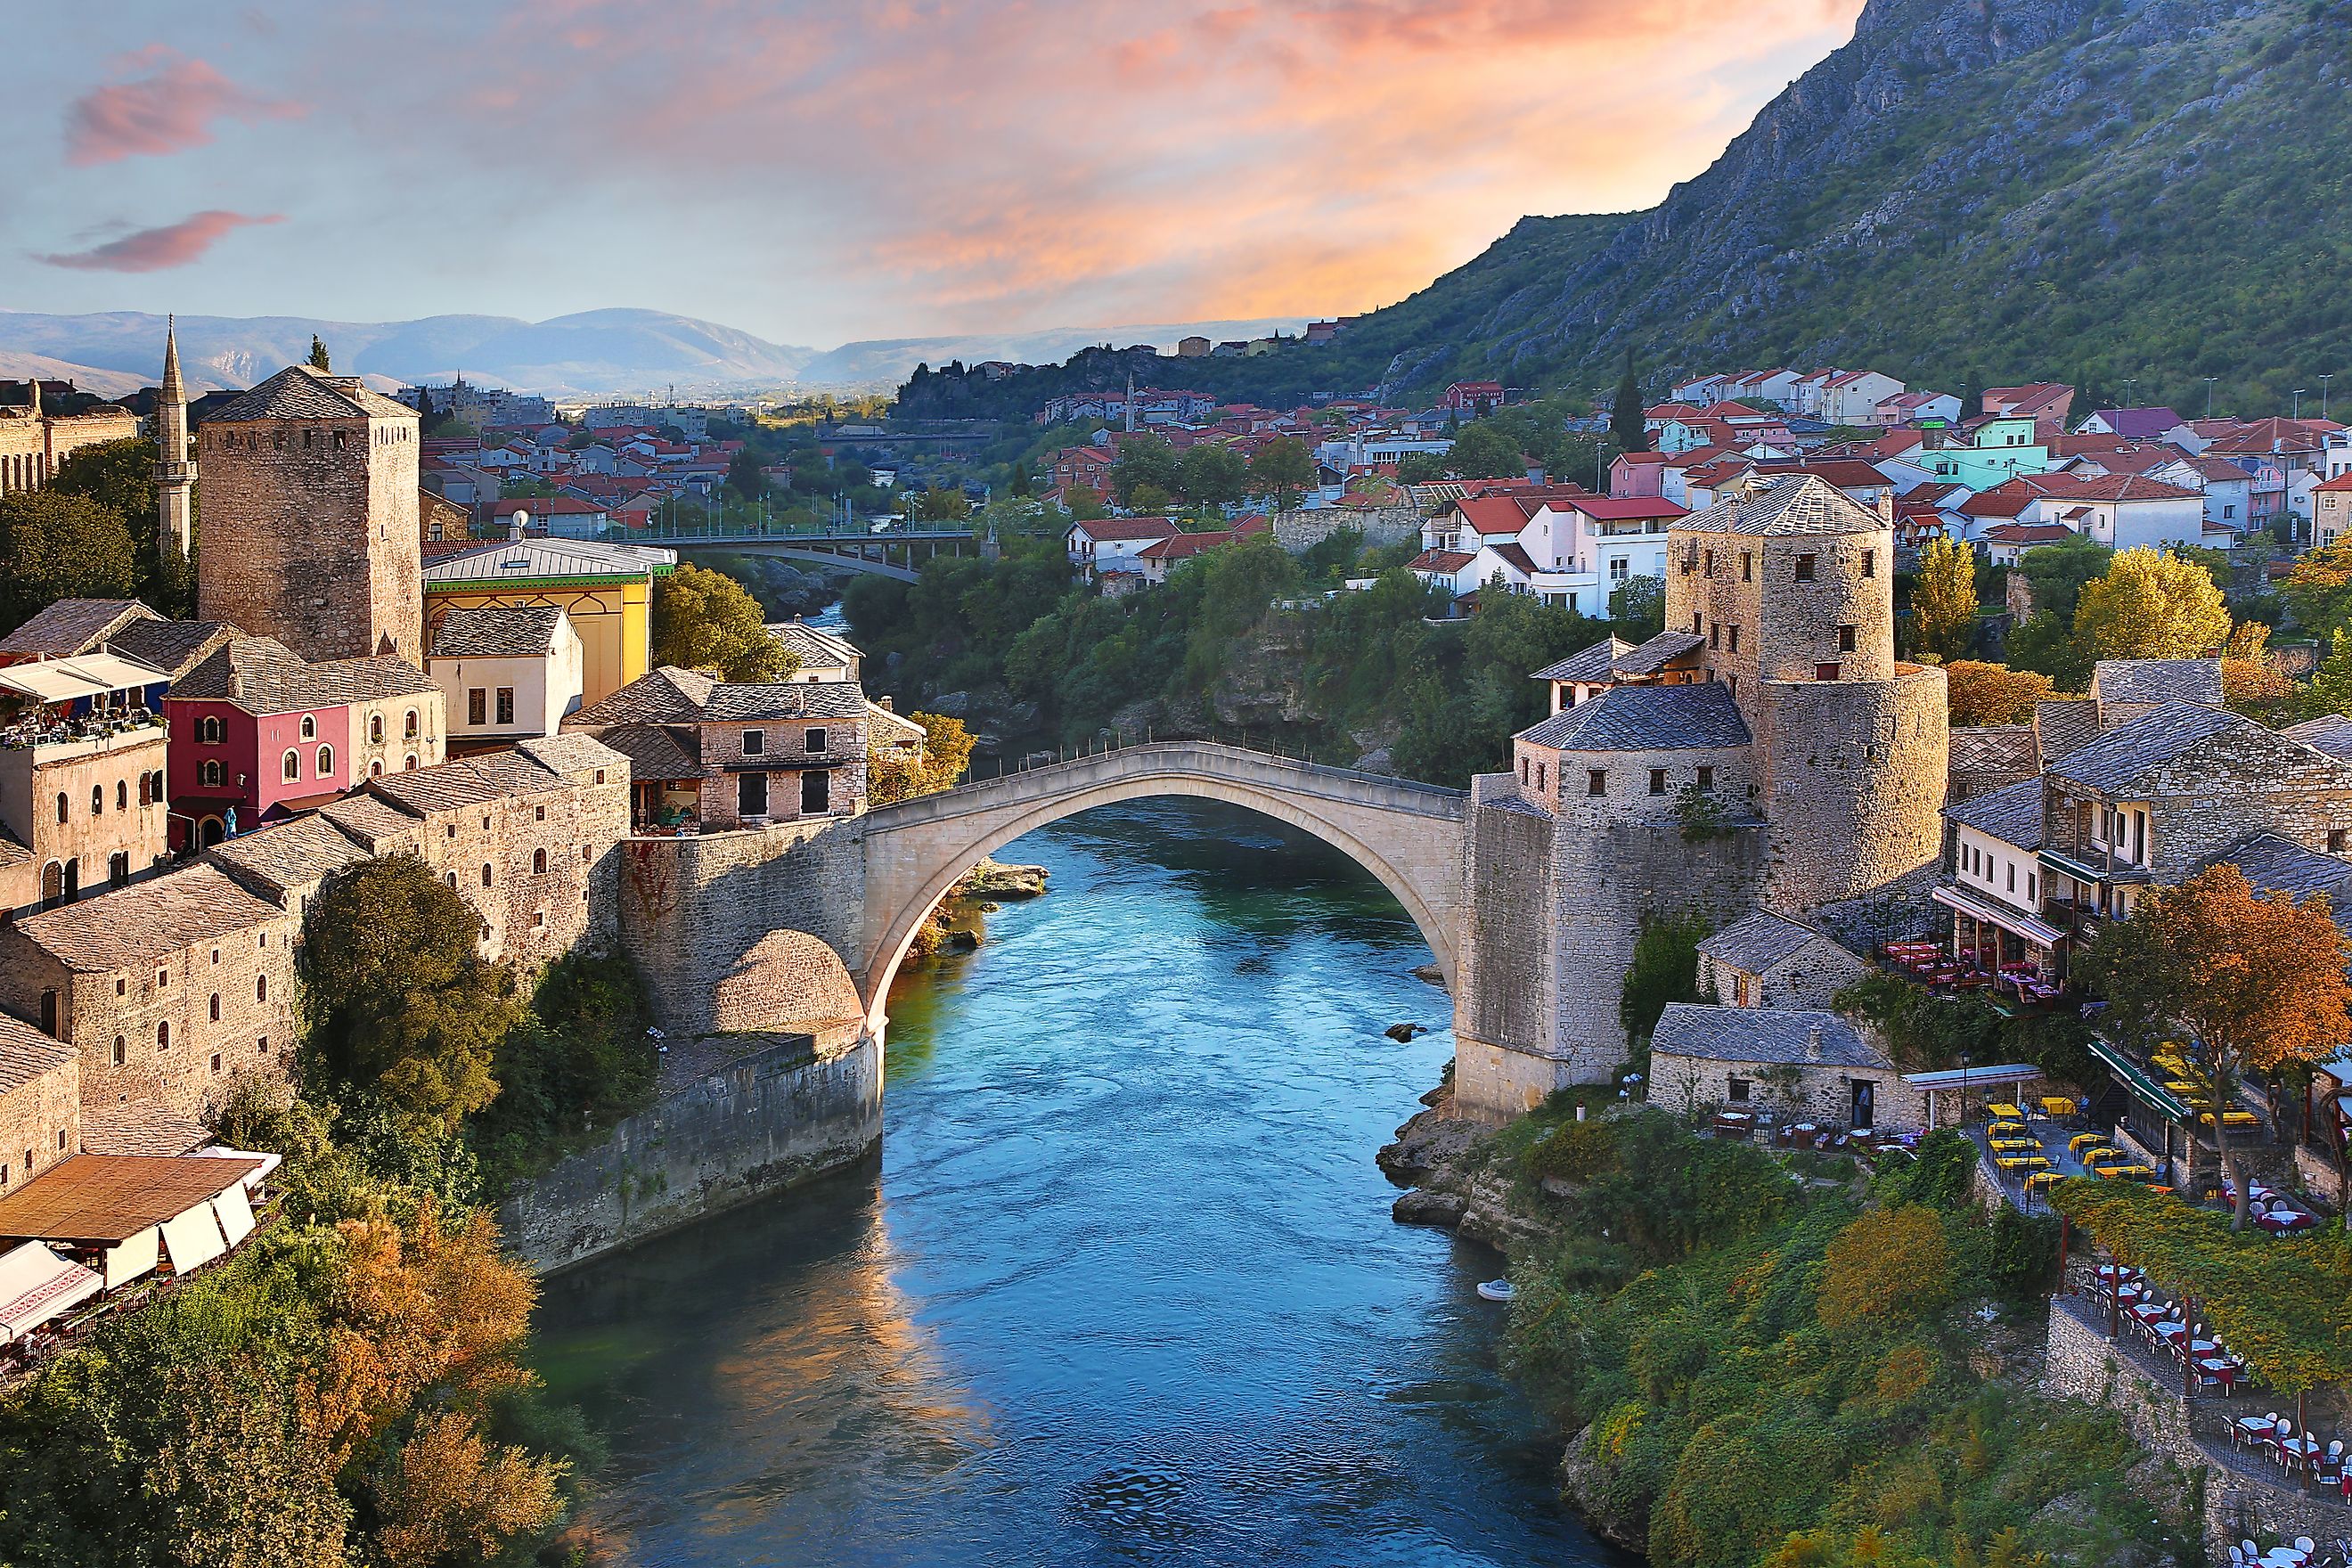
154;317;194;559
194;363;425;665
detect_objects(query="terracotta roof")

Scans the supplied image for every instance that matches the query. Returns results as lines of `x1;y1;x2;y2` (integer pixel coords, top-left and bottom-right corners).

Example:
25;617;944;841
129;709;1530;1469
1981;522;2076;545
1073;516;1181;542
2315;473;2352;494
1487;542;1539;576
0;1016;72;1096
1752;460;1894;489
1455;496;1538;535
569;666;717;726
428;606;565;659
1137;532;1229;561
203;364;415;424
1409;550;1474;574
1557;495;1689;521
78;1101;208;1157
2027;473;2200;503
12;864;283;974
2084;408;2184;440
172;638;436;713
1517;681;1750;751
0;600;159;659
0;1154;263;1245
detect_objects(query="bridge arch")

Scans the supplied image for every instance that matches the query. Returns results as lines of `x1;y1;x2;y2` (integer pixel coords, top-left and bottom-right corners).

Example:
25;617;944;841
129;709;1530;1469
856;743;1466;1032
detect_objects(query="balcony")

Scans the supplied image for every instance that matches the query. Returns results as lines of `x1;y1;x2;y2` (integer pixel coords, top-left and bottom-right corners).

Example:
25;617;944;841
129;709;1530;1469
0;709;167;757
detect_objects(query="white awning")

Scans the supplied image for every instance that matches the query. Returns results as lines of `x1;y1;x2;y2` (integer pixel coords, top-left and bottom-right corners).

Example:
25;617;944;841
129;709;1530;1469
0;1241;102;1344
1931;884;2066;946
159;1205;225;1276
0;652;167;705
210;1182;255;1250
1901;1063;2043;1090
100;1226;159;1290
192;1146;282;1189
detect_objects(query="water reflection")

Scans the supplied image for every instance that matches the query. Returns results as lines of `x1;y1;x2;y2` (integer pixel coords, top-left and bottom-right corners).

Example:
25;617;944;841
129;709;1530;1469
535;800;1615;1567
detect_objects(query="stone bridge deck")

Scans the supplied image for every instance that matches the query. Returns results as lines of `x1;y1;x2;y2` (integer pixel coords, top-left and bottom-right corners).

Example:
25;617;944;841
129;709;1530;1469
858;740;1469;1014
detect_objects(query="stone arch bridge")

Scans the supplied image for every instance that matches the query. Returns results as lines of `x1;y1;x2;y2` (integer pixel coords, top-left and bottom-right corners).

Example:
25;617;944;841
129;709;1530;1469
855;741;1468;1025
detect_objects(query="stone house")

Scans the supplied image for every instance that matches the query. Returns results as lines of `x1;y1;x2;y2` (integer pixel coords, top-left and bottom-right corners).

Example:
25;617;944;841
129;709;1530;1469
0;382;137;500
1696;910;1866;1009
1646;1003;1926;1131
2315;473;2352;548
0;863;300;1131
0;1016;78;1192
426;606;584;745
0;654;172;915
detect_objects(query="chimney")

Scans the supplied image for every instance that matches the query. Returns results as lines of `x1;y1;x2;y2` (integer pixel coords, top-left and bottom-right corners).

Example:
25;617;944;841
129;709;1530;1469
1806;1024;1824;1062
878;696;894;711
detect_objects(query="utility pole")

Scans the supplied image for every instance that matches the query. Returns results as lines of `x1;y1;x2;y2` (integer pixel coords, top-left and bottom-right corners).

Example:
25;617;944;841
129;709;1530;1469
2204;378;2219;421
2323;374;2335;421
2294;389;2308;422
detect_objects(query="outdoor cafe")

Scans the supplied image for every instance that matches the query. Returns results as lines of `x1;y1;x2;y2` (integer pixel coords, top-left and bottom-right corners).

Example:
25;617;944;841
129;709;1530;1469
1917;883;2070;1003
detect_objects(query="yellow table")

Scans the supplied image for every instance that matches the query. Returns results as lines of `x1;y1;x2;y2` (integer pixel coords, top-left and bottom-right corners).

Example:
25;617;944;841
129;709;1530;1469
2026;1170;2063;1193
2069;1132;2109;1155
1989;1123;2029;1139
2200;1109;2260;1130
1990;1139;2038;1152
1989;1102;2025;1120
2094;1163;2153;1180
2079;1148;2121;1167
1998;1154;2052;1172
2162;1081;2201;1098
2039;1097;2078;1117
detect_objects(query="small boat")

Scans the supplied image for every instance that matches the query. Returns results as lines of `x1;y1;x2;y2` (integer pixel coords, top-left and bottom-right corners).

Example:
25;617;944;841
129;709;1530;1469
1476;1278;1515;1303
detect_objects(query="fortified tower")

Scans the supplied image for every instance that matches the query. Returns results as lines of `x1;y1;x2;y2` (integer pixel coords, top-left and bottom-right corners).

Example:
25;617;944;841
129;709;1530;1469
195;363;425;665
1453;476;1948;1118
154;317;194;559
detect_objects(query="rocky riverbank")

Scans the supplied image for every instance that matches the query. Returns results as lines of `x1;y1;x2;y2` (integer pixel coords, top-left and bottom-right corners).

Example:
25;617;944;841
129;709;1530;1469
905;857;1051;959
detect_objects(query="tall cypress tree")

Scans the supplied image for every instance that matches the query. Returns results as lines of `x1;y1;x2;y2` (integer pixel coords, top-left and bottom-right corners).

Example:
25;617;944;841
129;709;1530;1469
307;335;331;372
1611;349;1648;453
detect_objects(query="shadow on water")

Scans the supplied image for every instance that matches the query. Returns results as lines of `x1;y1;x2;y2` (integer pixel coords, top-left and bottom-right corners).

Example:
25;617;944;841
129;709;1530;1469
535;798;1621;1568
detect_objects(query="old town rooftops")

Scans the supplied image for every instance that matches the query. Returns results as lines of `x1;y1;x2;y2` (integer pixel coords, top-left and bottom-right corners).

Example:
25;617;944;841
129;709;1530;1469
203;363;417;424
0;1155;264;1245
1650;1004;1889;1070
769;619;860;674
1516;682;1751;753
12;863;283;974
568;666;715;726
2214;832;2352;915
78;1101;208;1157
2042;702;2266;795
589;723;701;781
206;814;372;900
2090;657;2223;709
1941;777;2045;850
0;1014;71;1095
2283;714;2352;761
175;637;436;713
421;538;677;586
1695;910;1823;975
1677;474;1883;537
1612;630;1707;677
1529;639;1631;683
705;682;867;723
108;619;240;682
427;606;566;659
0;599;159;659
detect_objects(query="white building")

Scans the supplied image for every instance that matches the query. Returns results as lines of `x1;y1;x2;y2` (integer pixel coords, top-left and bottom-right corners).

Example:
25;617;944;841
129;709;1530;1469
2023;474;2204;551
425;606;584;743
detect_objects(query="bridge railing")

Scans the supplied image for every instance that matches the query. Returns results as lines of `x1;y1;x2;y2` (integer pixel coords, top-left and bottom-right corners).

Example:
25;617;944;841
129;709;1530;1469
639;521;976;545
918;731;1467;803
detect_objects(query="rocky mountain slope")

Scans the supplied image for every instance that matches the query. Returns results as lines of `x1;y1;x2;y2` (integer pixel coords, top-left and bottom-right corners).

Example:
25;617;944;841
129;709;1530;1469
1196;0;2351;412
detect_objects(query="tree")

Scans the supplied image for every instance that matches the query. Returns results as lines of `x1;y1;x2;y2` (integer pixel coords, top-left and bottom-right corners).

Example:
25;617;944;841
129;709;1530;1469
1062;483;1107;522
2003;609;2091;691
1610;575;1665;642
299;858;525;1132
2278;535;2352;643
1817;1206;1954;1329
2077;863;2352;1226
308;335;331;372
2219;620;2293;717
1446;421;1526;479
2016;533;2112;624
1621;911;1711;1057
867;713;976;804
2285;628;2352;723
372;1409;565;1568
0;489;136;630
2073;546;2232;662
650;561;797;681
1395;452;1447;486
725;447;764;499
1612;347;1647;453
1911;537;1980;660
1943;660;2055;725
1176;443;1249;509
48;435;188;613
1109;437;1180;508
912;486;969;522
1246;437;1316;513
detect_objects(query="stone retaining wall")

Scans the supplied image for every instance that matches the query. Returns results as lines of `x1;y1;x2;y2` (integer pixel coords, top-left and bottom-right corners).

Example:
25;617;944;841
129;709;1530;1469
498;1030;880;1272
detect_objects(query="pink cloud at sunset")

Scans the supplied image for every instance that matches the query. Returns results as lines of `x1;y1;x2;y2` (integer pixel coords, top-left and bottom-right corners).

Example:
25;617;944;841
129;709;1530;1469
36;211;286;273
65;51;305;166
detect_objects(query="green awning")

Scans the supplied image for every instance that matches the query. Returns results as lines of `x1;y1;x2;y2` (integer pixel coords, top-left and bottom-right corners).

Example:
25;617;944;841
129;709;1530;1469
2088;1035;2191;1122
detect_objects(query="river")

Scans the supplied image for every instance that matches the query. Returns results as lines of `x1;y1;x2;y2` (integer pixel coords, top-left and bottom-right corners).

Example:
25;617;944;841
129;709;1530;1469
534;799;1617;1568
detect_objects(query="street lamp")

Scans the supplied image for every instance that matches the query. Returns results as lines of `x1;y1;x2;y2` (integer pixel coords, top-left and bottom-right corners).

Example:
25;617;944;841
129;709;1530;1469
2323;374;2335;421
2293;389;2308;422
2203;377;2219;421
1959;1051;1972;1123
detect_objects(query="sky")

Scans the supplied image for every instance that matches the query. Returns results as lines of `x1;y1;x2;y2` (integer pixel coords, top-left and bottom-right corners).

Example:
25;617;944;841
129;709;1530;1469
0;2;1866;349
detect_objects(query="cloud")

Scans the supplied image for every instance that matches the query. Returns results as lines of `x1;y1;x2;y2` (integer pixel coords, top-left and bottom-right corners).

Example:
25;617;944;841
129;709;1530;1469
65;52;305;165
37;211;286;273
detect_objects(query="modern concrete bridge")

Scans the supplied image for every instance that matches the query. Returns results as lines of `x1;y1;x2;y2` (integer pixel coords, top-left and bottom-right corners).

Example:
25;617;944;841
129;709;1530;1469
856;740;1469;1021
642;524;976;582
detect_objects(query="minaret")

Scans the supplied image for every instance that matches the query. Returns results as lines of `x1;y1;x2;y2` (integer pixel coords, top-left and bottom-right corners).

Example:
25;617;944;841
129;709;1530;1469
156;316;194;559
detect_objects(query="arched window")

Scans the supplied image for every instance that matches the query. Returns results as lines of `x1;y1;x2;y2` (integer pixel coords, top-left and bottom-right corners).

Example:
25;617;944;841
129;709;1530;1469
533;848;547;874
282;749;300;782
54;792;67;824
445;870;458;889
404;754;419;771
116;779;128;811
370;714;384;743
90;786;102;817
316;744;334;775
299;715;316;740
208;993;221;1022
481;863;494;887
370;760;382;777
111;1036;126;1066
256;975;267;1003
200;715;223;744
138;773;151;807
156;1021;170;1052
404;708;419;739
200;760;223;788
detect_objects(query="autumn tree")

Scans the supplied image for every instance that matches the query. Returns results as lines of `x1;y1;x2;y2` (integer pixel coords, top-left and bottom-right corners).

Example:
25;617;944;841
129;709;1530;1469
2077;863;2352;1225
2280;535;2352;643
2072;546;2231;662
1817;1205;1954;1329
1247;437;1317;513
651;561;798;681
2219;621;2293;717
299;857;527;1132
1911;537;1981;660
1943;660;2054;726
372;1409;565;1568
866;712;977;805
0;489;137;630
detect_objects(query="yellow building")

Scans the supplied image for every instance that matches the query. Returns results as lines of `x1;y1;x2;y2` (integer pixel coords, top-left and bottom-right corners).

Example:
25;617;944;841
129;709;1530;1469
421;539;674;707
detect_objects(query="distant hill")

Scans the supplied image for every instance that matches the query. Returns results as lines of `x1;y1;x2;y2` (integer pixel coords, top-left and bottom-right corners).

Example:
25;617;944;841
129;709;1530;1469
1082;0;2352;414
0;310;1312;401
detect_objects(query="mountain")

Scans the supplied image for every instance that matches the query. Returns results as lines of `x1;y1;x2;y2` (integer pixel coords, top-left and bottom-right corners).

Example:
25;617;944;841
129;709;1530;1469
793;319;1310;388
1185;0;2352;415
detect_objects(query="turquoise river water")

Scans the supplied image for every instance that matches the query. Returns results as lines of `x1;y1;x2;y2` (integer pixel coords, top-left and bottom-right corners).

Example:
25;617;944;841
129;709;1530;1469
534;798;1619;1568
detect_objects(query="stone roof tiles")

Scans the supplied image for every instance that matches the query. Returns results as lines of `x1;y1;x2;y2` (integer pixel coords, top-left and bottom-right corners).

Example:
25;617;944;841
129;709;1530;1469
515;732;625;779
108;619;241;681
206;815;371;900
1948;725;2041;785
2214;832;2352;917
1676;474;1884;537
1612;630;1706;676
568;666;716;727
1649;1003;1891;1070
0;1015;73;1096
2283;714;2352;762
174;638;437;713
1695;910;1823;975
1516;681;1752;752
2091;658;2223;709
204;363;417;423
2033;698;2104;761
587;723;701;781
2043;702;2248;795
421;538;675;585
1529;639;1629;683
428;606;565;659
1942;777;2045;850
78;1100;208;1157
316;791;420;847
0;599;159;659
12;864;284;974
704;682;868;723
366;749;559;815
769;620;860;672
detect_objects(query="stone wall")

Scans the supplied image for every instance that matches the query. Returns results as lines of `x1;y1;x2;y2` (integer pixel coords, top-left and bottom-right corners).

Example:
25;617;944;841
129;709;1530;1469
1757;662;1948;912
0;1048;78;1189
1274;505;1420;552
1646;1047;1929;1131
617;817;868;1037
1701;935;1867;1010
497;1029;880;1272
2045;724;2352;885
